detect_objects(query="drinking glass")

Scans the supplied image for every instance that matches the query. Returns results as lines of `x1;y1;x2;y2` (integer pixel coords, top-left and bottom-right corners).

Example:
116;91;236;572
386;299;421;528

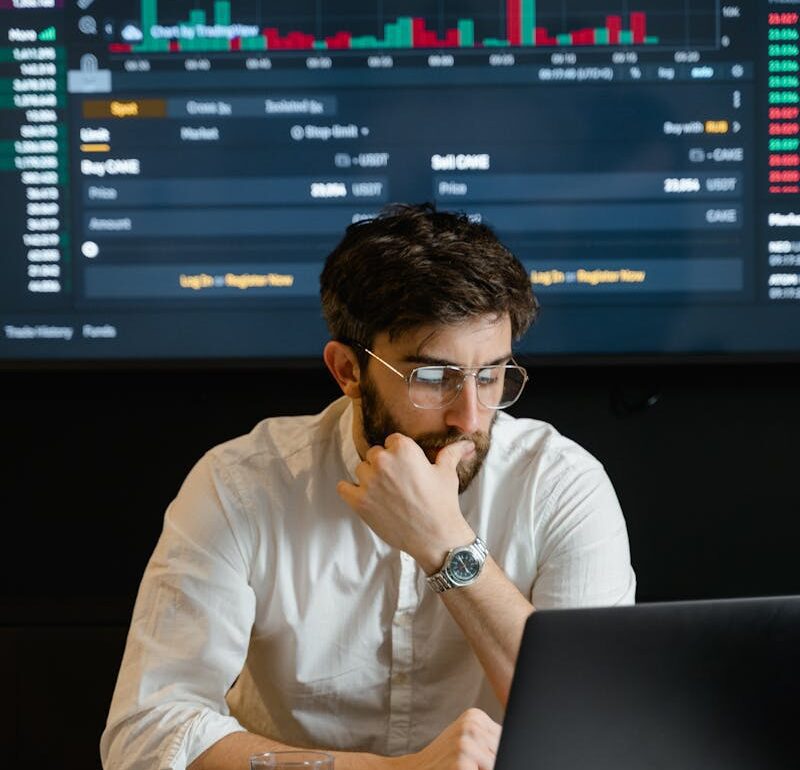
250;751;334;769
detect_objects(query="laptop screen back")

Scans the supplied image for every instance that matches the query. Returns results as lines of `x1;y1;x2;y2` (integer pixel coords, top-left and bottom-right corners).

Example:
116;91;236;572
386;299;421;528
495;596;800;770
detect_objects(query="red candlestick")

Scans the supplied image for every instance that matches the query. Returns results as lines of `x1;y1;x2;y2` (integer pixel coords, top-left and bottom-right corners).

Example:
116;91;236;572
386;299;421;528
507;0;521;45
631;12;646;44
607;15;622;45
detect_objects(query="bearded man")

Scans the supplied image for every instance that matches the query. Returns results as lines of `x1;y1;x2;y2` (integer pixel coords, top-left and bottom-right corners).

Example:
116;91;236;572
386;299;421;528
102;204;636;770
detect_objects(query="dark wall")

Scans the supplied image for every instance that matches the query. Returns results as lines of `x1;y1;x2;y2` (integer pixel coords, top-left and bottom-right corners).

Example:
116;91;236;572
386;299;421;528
3;361;799;767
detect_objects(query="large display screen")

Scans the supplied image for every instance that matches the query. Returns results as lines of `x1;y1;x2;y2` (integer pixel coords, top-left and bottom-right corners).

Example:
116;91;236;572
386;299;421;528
1;1;798;363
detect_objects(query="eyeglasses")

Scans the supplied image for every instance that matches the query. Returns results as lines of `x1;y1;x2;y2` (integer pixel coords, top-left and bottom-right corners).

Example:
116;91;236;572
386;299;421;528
357;345;529;410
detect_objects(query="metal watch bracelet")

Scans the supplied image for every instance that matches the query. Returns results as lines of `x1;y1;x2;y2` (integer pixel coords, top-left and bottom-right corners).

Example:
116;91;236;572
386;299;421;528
426;537;488;593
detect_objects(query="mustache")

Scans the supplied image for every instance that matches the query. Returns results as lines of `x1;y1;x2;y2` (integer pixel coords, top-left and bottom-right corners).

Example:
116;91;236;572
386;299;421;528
413;428;491;455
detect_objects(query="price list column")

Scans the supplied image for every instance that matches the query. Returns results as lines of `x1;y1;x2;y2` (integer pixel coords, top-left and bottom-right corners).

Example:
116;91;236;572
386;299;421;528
767;9;800;194
0;14;68;315
766;7;800;302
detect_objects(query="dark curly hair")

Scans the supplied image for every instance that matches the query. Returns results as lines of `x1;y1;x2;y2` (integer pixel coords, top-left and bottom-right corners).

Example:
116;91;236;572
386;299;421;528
320;203;539;365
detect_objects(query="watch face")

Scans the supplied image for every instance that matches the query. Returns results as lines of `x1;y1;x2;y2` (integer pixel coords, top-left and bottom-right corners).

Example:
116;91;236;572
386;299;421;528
448;549;480;584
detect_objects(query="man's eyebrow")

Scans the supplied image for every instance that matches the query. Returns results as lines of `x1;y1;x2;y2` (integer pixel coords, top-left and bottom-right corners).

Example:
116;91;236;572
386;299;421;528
400;353;513;367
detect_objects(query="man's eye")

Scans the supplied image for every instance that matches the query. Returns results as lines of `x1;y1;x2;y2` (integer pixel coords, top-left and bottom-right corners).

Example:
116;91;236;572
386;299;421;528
415;369;446;385
477;369;499;385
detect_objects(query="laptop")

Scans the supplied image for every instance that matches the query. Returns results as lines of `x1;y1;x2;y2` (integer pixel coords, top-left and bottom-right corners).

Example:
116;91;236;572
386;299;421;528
495;595;800;770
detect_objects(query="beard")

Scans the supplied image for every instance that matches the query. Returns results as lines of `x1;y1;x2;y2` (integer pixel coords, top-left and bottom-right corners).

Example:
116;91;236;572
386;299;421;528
359;373;495;493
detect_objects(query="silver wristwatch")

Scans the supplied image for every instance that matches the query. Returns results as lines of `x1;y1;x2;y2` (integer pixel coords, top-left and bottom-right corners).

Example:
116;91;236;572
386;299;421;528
426;537;489;593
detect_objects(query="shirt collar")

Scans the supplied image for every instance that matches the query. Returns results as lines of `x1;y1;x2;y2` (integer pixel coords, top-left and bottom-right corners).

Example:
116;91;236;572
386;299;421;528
337;398;362;484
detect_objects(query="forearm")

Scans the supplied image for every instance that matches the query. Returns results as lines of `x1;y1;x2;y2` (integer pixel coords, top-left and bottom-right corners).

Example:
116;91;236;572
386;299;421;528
338;433;534;709
188;731;399;770
439;557;534;707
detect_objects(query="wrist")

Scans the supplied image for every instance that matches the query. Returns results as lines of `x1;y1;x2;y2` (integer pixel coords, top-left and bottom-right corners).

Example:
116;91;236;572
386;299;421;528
415;524;477;575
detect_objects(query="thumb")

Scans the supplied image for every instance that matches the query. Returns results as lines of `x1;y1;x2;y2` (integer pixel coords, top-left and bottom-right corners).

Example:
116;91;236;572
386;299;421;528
435;440;475;470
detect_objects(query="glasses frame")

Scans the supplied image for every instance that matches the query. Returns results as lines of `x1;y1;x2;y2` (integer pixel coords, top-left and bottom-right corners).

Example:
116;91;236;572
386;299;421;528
356;344;529;410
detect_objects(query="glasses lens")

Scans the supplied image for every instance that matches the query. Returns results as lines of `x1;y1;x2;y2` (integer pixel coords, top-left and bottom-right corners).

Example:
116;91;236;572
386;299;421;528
409;366;462;408
477;366;527;408
409;365;528;409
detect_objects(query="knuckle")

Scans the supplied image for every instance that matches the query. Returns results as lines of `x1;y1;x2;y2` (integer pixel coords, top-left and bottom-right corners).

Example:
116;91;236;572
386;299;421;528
388;432;410;448
371;452;390;470
457;733;473;753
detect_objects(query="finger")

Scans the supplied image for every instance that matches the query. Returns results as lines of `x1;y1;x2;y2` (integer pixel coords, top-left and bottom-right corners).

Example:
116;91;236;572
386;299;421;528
486;723;502;755
463;709;502;751
458;731;500;770
336;479;361;508
383;432;412;452
476;743;499;770
365;444;385;464
386;433;430;464
354;461;373;485
474;731;502;766
471;708;501;733
435;439;476;469
479;714;502;749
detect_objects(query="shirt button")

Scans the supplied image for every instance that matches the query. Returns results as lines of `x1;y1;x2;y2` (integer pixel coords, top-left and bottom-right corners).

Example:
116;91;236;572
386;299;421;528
395;612;412;628
393;672;409;686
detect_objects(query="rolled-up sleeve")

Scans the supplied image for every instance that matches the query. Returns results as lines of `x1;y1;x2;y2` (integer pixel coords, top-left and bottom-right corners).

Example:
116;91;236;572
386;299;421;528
101;453;257;770
531;462;636;610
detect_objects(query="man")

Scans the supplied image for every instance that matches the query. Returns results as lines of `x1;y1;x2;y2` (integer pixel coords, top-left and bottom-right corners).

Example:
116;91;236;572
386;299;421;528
101;204;636;770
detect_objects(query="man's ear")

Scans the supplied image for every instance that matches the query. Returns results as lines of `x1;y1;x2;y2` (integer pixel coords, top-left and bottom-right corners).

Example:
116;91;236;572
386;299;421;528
323;341;362;399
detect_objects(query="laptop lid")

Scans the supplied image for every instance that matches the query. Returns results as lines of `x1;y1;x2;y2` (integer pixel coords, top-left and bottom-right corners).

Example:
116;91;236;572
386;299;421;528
495;595;800;770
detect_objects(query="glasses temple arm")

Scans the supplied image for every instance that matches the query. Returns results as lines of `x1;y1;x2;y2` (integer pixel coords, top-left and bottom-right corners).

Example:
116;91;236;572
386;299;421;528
362;346;407;380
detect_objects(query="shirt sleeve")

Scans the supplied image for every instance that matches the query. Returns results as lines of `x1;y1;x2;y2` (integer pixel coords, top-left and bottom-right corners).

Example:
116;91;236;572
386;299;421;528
530;460;636;610
100;453;257;770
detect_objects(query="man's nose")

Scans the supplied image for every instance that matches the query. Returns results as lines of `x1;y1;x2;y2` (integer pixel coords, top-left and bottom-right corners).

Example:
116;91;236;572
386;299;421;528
444;375;482;435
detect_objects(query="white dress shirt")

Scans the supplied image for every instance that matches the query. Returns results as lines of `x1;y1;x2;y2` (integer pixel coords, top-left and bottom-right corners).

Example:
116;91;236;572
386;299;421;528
101;396;636;770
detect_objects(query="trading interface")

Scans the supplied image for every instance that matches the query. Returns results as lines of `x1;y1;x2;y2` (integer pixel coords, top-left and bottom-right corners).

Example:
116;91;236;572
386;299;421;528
0;0;797;360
